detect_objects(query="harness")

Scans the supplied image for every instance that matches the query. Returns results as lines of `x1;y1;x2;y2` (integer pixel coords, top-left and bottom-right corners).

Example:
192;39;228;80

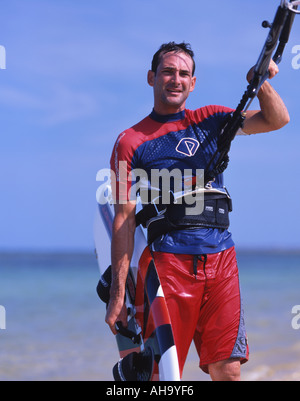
135;187;232;245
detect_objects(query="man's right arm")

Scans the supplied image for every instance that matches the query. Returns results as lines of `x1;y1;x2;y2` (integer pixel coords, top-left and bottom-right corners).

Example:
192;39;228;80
105;201;136;335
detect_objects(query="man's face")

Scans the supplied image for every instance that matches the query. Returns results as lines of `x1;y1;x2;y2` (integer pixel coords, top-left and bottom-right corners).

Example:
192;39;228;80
148;51;196;115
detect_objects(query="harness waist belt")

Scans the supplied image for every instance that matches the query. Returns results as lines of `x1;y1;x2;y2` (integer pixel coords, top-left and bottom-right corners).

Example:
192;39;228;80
135;190;232;245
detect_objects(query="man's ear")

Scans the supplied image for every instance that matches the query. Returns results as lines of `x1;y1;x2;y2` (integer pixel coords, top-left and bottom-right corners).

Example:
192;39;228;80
147;70;155;87
190;76;197;93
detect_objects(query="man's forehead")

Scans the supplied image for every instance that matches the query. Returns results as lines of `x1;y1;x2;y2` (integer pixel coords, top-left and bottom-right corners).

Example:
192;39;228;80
159;51;193;72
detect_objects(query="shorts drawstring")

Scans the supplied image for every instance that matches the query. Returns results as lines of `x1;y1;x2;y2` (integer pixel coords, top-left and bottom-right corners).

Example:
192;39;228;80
193;254;208;280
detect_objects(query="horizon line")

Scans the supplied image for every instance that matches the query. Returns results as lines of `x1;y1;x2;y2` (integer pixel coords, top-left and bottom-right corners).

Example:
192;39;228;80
0;246;300;255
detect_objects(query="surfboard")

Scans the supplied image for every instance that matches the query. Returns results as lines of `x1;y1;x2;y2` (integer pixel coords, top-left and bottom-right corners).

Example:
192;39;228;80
94;184;180;381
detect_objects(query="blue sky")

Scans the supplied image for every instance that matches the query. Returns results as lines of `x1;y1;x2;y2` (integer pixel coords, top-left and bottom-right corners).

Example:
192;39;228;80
0;0;299;251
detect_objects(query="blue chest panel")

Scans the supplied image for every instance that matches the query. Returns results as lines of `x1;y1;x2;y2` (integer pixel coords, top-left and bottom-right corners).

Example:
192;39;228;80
132;114;224;188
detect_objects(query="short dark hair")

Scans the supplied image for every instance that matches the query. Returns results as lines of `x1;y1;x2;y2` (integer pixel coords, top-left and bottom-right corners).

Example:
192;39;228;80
151;42;196;76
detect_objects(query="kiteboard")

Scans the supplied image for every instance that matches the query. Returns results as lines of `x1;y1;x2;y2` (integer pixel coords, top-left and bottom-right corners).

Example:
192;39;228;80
94;184;180;381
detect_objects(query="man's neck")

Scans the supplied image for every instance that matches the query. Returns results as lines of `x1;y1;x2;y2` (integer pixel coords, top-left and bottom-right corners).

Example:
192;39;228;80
150;108;186;123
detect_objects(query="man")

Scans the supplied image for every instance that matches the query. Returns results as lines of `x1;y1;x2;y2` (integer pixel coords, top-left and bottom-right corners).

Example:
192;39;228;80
105;42;290;381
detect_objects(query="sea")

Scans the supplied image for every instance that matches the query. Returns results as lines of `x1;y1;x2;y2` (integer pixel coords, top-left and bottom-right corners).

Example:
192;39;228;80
0;249;300;382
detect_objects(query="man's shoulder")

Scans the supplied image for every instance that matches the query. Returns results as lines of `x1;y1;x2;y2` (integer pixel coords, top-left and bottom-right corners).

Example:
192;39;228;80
111;114;157;164
113;115;153;148
186;105;234;123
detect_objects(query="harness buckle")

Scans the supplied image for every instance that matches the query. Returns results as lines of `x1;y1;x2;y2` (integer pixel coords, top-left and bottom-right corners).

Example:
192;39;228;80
151;199;167;217
151;190;176;216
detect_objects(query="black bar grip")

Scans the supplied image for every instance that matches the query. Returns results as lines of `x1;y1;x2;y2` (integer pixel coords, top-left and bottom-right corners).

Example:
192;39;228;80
279;9;296;44
254;6;288;77
115;321;141;344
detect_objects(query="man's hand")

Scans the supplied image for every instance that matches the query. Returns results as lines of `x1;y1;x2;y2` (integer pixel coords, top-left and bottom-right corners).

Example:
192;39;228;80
246;59;279;83
243;59;289;134
105;294;128;335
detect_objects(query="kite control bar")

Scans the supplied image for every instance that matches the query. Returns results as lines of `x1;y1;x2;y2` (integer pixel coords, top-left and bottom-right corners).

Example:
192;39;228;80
204;0;299;185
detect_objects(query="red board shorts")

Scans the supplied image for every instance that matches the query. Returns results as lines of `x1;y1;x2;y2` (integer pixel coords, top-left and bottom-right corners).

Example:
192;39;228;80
147;246;249;376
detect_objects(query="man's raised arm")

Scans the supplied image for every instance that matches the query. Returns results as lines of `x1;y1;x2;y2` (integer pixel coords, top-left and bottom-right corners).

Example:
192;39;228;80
242;59;290;135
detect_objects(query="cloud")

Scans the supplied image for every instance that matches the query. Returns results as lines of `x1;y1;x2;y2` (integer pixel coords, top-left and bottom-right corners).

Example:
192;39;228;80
41;85;99;125
0;87;42;109
0;84;99;125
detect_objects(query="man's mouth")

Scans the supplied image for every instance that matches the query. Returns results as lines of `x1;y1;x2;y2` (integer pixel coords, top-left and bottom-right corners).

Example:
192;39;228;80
166;88;182;94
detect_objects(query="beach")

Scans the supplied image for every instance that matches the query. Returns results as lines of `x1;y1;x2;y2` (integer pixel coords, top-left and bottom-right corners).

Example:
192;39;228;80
0;250;299;381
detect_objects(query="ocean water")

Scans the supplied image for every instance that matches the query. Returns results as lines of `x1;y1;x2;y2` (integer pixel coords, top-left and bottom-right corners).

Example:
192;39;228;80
0;250;300;381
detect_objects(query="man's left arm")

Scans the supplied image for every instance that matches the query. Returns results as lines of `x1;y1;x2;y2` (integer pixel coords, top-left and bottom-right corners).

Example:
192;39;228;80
242;60;290;135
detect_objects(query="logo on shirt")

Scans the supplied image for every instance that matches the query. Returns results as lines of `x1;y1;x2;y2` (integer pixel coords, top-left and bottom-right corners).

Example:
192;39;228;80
176;138;200;157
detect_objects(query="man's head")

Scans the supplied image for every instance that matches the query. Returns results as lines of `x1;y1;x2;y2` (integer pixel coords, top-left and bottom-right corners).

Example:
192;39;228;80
148;42;197;115
151;42;196;76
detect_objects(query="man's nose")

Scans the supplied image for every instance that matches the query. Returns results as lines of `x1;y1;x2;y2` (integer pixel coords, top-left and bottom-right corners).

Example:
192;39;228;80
171;71;180;85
